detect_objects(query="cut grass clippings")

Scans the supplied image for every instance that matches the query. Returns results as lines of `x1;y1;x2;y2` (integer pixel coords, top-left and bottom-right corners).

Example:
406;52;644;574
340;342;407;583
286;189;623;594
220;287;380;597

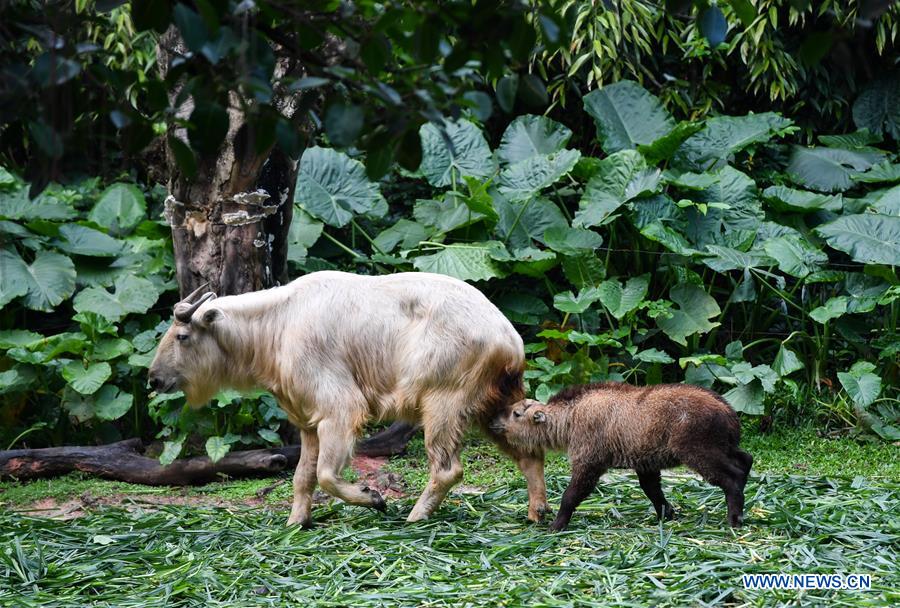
1;473;898;606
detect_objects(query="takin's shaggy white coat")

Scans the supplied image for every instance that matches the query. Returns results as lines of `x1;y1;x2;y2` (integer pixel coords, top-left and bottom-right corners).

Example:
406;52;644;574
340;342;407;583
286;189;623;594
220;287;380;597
148;271;548;525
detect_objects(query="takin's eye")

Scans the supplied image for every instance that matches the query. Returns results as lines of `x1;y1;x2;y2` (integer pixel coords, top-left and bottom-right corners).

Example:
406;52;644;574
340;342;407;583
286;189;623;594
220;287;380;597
512;410;523;419
176;333;190;342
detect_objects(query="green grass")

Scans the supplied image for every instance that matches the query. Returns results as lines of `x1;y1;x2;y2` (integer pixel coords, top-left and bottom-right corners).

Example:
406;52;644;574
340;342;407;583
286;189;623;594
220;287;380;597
1;474;898;606
2;426;898;606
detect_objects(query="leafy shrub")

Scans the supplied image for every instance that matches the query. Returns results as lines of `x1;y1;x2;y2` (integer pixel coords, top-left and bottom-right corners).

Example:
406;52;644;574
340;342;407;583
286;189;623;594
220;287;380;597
290;81;899;440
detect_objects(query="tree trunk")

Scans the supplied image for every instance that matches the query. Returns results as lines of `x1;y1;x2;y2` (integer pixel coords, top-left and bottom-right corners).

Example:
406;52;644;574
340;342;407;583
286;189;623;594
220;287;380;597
155;30;415;456
158;30;299;297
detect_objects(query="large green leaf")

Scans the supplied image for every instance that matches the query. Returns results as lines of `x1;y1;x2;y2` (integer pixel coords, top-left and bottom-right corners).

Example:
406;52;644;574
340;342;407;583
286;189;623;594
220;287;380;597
73;274;160;321
496;115;572;165
286;208;324;263
809;296;848;324
419;120;496;188
723;381;765;415
837;361;882;408
414;198;486;234
0;249;29;307
295;146;386;227
762;235;827;278
762;186;841;214
637;121;704;165
543;226;603;256
56;224;126;257
411;243;504;282
852;162;900;185
596;275;649;320
852;74;900;140
702;245;773;272
815;214;900;266
583;80;675;153
62;361;111;395
673;113;793;171
575;150;650;227
686;167;762;250
787;147;883;192
495;196;567;248
496;149;580;202
0;187;75;221
553;287;602;314
373;219;429;253
869;184;900;216
773;345;804;377
205;436;231;463
657;283;721;346
1;249;76;311
88;183;147;235
94;385;134;421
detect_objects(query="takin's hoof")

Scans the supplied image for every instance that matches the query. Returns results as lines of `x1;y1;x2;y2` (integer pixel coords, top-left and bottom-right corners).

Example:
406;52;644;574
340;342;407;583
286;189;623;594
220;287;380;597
660;504;677;521
362;486;387;512
528;503;553;523
287;516;313;529
729;515;744;528
547;518;568;533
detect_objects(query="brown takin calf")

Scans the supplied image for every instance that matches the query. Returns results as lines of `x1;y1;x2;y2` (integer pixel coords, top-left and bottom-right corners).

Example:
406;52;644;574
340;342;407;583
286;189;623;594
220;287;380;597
491;382;753;531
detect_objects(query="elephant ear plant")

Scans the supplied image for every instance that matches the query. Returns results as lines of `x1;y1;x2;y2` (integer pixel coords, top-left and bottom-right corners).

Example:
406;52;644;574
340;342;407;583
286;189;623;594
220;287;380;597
289;80;899;440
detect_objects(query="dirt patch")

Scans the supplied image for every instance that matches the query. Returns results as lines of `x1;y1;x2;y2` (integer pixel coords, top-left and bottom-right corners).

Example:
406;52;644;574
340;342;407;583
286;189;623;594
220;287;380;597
351;455;406;498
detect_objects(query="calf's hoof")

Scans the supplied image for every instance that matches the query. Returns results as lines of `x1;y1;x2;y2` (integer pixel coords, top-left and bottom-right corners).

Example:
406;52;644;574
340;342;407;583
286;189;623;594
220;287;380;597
548;518;568;533
287;516;313;529
660;504;677;521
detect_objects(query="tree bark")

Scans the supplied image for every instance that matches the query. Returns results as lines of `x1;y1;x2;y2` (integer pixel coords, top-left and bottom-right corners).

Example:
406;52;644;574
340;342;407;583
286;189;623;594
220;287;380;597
157;29;301;297
0;439;299;485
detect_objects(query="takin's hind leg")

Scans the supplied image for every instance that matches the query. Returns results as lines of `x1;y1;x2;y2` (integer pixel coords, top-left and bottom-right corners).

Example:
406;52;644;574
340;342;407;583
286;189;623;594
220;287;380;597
683;450;746;527
407;415;465;522
287;429;319;527
315;418;387;512
636;469;676;521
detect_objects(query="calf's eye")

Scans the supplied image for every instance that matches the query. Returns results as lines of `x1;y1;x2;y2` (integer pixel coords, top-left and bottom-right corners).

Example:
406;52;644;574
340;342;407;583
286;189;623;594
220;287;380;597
513;410;522;418
176;334;189;342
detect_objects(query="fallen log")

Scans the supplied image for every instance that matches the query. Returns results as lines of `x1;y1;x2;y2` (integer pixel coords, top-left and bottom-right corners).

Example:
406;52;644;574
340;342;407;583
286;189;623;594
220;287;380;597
356;421;421;457
0;439;300;485
0;425;421;485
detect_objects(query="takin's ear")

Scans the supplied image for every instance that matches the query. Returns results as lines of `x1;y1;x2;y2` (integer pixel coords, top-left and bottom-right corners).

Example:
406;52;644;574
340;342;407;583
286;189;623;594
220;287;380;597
532;410;547;424
195;307;223;329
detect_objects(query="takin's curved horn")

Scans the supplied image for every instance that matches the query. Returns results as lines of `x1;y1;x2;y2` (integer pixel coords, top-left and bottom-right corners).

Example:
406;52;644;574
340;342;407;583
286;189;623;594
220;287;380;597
181;282;210;304
174;291;216;323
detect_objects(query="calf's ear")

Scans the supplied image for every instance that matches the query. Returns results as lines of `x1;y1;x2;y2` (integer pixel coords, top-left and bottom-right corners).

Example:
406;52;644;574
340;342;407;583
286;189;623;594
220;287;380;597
533;411;547;424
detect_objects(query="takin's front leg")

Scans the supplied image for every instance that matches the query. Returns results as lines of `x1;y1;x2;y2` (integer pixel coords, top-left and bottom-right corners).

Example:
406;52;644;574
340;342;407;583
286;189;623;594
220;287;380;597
407;420;464;522
548;463;605;532
516;454;550;522
315;418;387;512
287;429;319;527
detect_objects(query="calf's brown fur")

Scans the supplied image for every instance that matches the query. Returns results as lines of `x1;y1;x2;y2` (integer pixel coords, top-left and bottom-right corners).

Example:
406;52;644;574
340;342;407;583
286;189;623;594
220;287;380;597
491;382;753;531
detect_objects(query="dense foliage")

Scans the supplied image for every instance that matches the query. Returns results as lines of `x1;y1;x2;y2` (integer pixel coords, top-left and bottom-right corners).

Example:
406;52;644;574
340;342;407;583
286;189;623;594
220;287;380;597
2;1;900;460
3;78;898;459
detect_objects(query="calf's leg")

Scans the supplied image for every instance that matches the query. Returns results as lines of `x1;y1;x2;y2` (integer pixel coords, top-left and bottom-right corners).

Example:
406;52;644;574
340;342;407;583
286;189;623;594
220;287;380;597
549;463;605;532
316;418;386;511
287;429;319;527
636;469;676;521
683;450;746;527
